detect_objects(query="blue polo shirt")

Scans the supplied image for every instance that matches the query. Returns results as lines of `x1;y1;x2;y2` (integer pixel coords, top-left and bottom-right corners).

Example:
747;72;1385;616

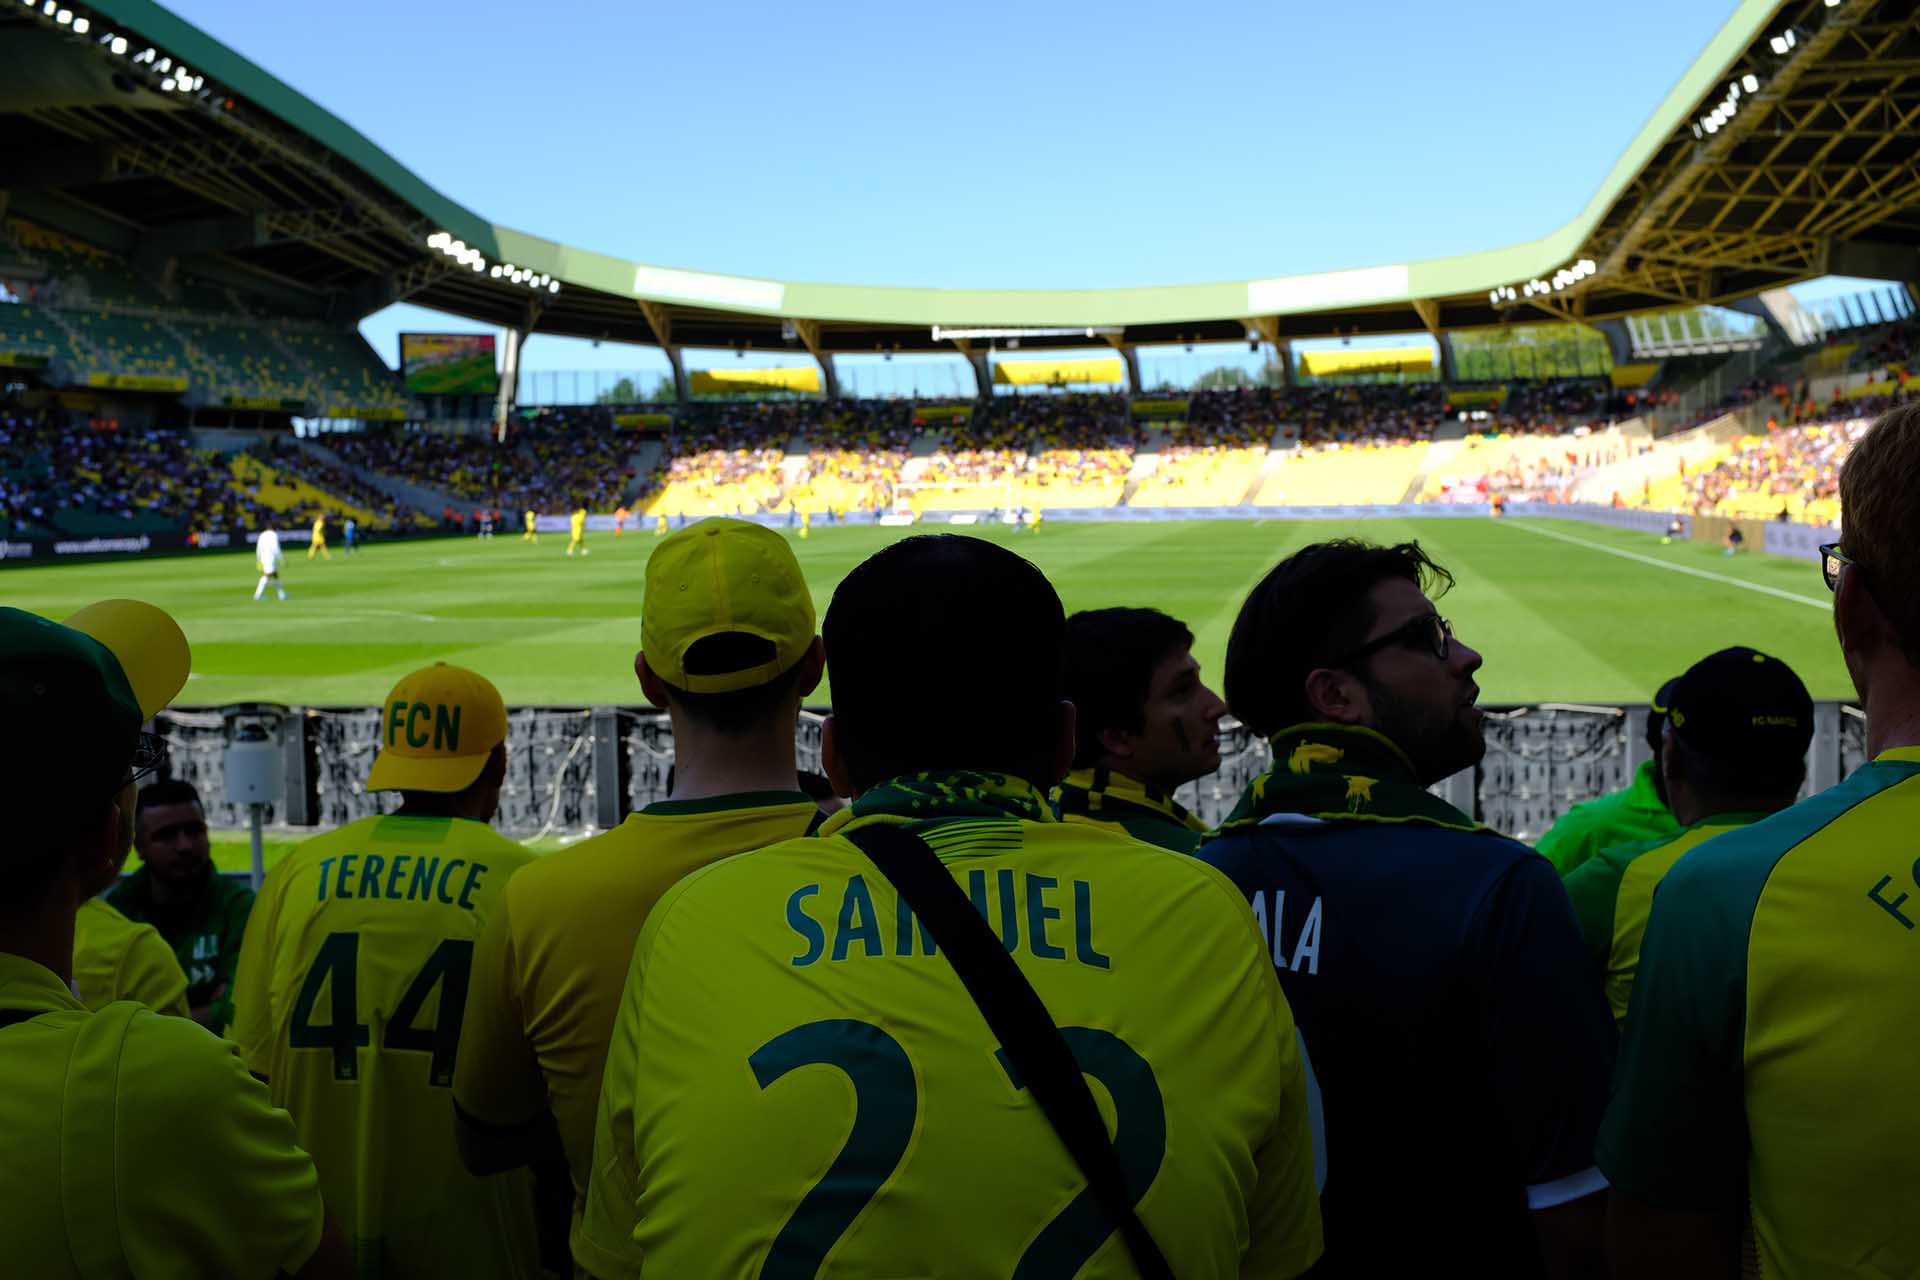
1199;812;1615;1277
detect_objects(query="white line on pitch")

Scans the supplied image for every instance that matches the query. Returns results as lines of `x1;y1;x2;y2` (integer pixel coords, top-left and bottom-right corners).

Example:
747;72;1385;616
1508;521;1830;611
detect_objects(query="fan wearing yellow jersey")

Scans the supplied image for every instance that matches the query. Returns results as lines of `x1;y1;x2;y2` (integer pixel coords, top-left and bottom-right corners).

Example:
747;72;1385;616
231;663;543;1279
1603;404;1920;1279
308;512;330;559
0;600;351;1279
455;517;824;1258
522;510;538;542
566;507;588;556
577;535;1322;1280
654;511;667;538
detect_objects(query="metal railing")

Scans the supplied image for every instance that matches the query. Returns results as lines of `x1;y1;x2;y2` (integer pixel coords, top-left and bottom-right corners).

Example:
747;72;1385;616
154;700;1865;845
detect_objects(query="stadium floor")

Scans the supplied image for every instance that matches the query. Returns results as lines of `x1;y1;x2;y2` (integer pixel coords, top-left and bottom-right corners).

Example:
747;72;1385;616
3;516;1852;710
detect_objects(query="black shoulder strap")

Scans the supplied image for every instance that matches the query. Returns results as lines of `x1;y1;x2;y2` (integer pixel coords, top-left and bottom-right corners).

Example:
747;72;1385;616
844;824;1175;1280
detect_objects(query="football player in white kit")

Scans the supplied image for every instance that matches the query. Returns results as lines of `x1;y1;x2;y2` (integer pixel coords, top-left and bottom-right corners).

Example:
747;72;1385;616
253;527;288;601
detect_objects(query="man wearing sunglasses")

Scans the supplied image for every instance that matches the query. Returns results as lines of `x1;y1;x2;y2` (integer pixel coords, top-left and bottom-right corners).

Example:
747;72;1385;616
1601;403;1920;1278
1199;538;1614;1279
0;601;351;1278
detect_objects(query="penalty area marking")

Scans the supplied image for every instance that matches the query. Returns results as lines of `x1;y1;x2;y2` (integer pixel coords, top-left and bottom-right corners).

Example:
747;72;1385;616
1506;521;1830;612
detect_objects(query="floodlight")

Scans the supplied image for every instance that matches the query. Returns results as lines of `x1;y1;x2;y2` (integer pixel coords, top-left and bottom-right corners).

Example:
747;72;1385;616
1785;29;1796;47
489;266;501;278
41;1;54;14
109;35;125;52
1824;0;1840;6
471;259;484;272
71;14;86;29
1769;35;1787;53
548;281;559;294
1743;73;1760;91
449;240;466;255
160;78;174;90
155;56;169;70
427;232;448;249
55;8;70;23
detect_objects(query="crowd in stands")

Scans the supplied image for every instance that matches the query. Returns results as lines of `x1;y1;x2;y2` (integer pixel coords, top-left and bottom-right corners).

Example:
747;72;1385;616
1680;392;1918;522
0;403;278;537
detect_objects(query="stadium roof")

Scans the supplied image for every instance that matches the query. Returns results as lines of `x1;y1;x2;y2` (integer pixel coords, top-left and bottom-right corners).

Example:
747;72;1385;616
3;0;1917;358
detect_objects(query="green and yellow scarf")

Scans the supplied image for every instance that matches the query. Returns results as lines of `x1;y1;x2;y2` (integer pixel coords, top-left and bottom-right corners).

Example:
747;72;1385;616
831;769;1057;830
1218;723;1481;834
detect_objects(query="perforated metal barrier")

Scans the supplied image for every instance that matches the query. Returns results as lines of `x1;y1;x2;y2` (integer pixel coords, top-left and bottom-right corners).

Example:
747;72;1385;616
155;701;1861;844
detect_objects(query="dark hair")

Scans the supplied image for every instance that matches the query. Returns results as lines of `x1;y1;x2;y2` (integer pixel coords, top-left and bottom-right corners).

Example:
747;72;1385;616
1839;402;1920;665
1668;734;1804;813
1063;608;1193;768
824;534;1064;791
135;777;204;817
662;632;807;735
1225;539;1455;737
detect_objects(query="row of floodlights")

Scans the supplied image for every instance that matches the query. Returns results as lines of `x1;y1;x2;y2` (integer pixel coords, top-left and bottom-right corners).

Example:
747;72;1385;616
424;232;561;294
1694;73;1763;138
23;0;210;96
1489;259;1597;306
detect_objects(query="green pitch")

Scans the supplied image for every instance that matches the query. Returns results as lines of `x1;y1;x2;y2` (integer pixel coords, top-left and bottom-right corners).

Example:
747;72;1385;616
404;353;497;395
0;516;1853;709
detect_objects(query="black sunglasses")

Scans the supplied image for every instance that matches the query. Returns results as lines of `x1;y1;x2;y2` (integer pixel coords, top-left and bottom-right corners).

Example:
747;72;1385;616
1818;542;1852;592
1335;614;1453;667
127;731;169;789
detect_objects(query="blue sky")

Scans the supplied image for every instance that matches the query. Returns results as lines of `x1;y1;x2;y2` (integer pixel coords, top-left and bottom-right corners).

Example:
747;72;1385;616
160;0;1887;380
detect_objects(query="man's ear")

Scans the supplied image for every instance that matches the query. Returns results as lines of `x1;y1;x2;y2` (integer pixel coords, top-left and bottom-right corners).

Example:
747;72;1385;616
1303;667;1368;725
821;715;856;799
1048;701;1077;789
794;636;826;700
1834;561;1884;662
480;742;509;790
1095;724;1136;763
635;652;672;710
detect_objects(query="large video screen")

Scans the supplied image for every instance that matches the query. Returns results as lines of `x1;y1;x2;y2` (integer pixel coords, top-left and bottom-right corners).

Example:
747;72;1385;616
400;333;499;395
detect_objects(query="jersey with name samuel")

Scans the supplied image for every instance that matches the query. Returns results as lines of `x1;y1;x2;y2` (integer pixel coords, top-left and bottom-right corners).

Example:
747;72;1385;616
1198;725;1616;1278
576;771;1322;1280
231;813;541;1279
1598;747;1920;1278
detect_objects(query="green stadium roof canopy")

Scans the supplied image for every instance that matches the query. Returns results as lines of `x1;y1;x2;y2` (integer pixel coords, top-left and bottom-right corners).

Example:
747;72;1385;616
2;0;1917;356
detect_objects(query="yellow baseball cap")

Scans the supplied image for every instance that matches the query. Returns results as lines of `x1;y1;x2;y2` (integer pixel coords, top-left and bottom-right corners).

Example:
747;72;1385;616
366;662;508;793
64;599;192;720
642;517;815;694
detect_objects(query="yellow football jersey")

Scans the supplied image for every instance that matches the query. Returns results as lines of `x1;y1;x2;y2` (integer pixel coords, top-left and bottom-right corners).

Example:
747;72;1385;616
231;814;541;1279
72;896;191;1016
0;953;326;1278
577;792;1322;1279
455;792;821;1242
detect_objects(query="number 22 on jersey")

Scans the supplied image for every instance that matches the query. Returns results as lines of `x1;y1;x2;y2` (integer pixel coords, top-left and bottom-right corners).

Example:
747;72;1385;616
749;1018;1164;1280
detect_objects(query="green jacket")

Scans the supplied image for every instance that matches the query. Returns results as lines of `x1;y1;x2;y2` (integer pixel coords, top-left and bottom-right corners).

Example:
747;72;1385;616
1535;758;1678;878
107;867;255;1031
